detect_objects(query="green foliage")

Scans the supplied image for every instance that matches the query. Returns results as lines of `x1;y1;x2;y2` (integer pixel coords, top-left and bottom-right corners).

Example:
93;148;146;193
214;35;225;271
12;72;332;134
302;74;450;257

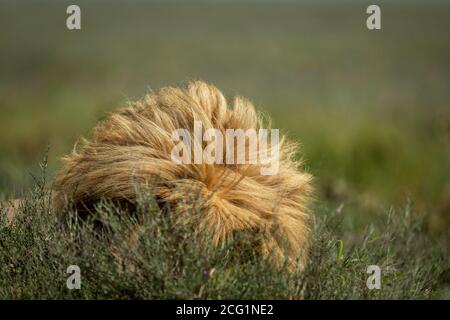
1;2;449;230
0;169;448;299
0;1;449;300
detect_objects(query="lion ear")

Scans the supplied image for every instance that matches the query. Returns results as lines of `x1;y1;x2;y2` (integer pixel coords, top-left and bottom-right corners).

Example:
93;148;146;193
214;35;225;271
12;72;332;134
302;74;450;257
225;96;258;130
187;81;228;125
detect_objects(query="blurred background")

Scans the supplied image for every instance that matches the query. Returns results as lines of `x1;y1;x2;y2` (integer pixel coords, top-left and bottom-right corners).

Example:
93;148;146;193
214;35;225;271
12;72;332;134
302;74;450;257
0;0;449;232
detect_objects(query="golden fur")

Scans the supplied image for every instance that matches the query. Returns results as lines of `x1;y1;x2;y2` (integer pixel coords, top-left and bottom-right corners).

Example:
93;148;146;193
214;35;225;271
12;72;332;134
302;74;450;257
1;198;23;225
52;81;313;266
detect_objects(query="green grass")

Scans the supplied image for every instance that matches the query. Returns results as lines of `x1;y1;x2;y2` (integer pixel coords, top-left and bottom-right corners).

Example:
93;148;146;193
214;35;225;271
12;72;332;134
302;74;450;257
0;160;448;299
0;1;449;299
1;1;449;230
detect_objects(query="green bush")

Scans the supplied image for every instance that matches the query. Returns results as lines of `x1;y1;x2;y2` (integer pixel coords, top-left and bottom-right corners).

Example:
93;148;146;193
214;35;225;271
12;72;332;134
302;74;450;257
0;162;448;300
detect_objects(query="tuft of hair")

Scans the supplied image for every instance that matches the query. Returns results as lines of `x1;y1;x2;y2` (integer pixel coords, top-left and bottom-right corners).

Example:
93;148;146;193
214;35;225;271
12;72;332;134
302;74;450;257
52;81;313;267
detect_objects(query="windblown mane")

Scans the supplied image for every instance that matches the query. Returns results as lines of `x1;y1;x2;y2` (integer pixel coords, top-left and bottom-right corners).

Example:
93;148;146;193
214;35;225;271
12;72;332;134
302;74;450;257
52;81;313;266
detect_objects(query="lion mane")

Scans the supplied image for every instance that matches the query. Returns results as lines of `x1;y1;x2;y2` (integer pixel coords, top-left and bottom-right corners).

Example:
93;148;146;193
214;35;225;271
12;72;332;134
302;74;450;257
52;81;313;266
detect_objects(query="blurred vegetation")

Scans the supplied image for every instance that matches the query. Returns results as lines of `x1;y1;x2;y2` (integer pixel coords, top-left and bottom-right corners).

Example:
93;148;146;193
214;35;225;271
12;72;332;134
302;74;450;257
0;165;448;299
0;0;449;270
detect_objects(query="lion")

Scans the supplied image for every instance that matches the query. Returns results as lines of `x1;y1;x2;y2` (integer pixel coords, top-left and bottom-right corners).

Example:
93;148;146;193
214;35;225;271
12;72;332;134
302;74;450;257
6;81;313;267
0;198;23;225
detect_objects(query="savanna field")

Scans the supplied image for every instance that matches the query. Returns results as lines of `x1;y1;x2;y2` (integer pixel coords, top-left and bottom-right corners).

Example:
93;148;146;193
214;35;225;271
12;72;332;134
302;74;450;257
0;1;449;299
